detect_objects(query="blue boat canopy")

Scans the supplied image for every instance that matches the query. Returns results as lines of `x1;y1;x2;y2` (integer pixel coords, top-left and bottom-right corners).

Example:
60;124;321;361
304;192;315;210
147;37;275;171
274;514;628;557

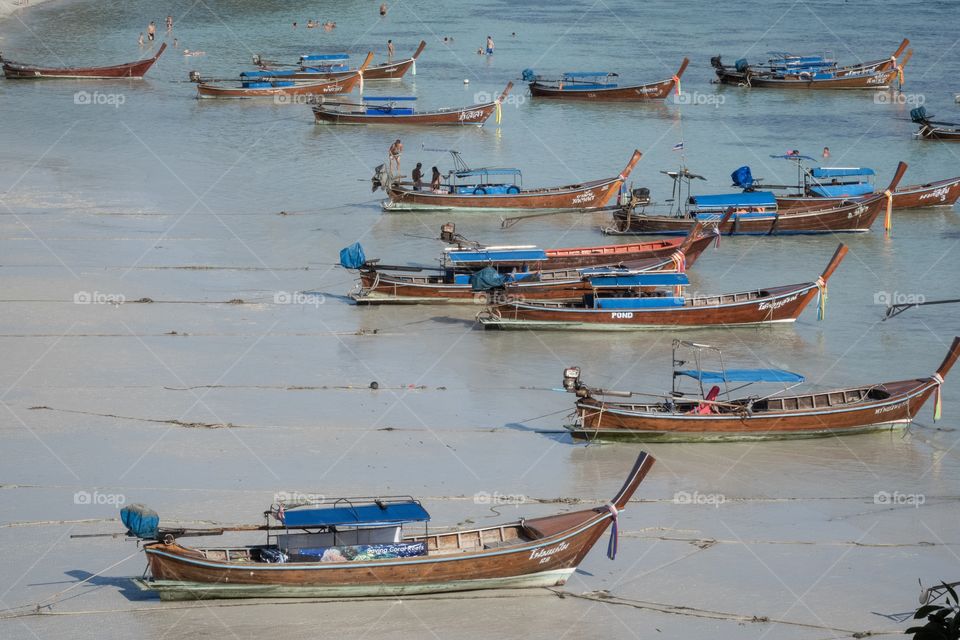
770;154;817;161
300;53;350;62
454;168;522;178
283;500;430;528
363;96;417;102
590;273;689;287
676;368;805;383
448;249;548;263
810;167;875;179
691;191;777;209
810;183;874;198
562;71;616;78
241;70;296;79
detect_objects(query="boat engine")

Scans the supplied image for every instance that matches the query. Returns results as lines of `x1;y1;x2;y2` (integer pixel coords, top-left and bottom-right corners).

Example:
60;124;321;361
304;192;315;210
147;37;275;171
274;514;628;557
188;70;202;83
440;222;456;243
563;367;582;392
371;163;387;192
252;54;262;66
709;56;723;69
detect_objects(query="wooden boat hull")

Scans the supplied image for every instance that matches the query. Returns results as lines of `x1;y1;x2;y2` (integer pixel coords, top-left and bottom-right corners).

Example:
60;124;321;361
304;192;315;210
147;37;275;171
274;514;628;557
570;379;936;441
479;282;821;330
775;176;960;210
514;231;713;271
610;192;888;235
284;42;425;81
916;124;960;141
715;67;898;89
2;43;166;79
197;73;360;99
529;59;688;102
384;150;642;212
137;569;576;600
315;103;497;125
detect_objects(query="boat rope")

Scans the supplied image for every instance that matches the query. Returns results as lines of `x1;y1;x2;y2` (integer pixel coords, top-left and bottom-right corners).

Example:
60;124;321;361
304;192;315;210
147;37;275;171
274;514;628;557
548;589;900;637
931;373;945;421
884;189;893;233
712;224;721;248
601;503;619;560
815;276;827;321
0;548;142;619
495;100;502;125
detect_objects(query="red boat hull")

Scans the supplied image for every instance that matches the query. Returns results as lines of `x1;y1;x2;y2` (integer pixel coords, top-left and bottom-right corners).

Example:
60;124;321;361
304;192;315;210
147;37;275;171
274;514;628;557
2;43;166;79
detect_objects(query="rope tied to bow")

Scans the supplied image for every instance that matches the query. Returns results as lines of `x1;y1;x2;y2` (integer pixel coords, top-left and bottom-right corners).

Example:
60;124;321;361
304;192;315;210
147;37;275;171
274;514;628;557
816;276;827;321
602;503;619;560
712;224;721;248
495;101;502;125
931;372;945;421
884;189;893;233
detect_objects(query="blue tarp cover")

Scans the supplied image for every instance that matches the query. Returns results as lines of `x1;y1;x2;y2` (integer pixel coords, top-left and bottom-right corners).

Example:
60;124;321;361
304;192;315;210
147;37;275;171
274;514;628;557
283;501;430;528
470;266;507;291
562;71;615;78
300;53;350;61
731;166;754;189
594;296;685;309
241;70;296;78
691;191;777;209
590;273;689;287
121;504;159;540
810;183;874;198
339;242;366;269
559;83;618;90
363;96;417;101
448;249;548;263
810;167;875;178
676;368;805;383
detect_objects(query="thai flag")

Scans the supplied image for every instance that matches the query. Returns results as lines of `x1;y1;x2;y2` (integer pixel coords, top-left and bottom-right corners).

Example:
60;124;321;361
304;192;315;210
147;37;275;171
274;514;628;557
672;142;684;151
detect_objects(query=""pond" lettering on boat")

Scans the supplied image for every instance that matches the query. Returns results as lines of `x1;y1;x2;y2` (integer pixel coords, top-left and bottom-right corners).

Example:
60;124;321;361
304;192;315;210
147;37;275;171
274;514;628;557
530;541;569;564
611;312;634;319
757;293;799;311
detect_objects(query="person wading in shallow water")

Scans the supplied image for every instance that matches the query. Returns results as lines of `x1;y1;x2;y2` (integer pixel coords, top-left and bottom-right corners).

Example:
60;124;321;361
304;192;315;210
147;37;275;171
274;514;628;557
486;35;494;55
388;139;403;176
147;21;156;42
380;3;388;17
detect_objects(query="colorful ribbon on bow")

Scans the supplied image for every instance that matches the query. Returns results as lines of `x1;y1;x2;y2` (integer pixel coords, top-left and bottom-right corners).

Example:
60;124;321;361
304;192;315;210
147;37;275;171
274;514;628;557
712;225;721;249
603;503;619;560
932;373;944;421
672;75;681;96
495;101;502;125
816;276;827;321
671;251;686;297
884;189;893;233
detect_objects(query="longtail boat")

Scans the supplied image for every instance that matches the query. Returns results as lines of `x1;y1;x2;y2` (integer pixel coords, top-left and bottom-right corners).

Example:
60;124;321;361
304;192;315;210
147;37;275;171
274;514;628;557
911;106;960;141
735;155;960;210
1;43;166;79
344;223;715;305
608;162;907;235
711;40;910;89
313;82;512;126
115;452;654;600
560;337;959;441
194;53;371;99
252;41;426;81
477;244;846;331
524;59;688;101
375;149;642;212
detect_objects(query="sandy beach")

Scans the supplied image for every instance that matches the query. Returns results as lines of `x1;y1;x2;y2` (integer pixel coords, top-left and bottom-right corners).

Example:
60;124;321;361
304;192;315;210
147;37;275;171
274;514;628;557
1;0;958;639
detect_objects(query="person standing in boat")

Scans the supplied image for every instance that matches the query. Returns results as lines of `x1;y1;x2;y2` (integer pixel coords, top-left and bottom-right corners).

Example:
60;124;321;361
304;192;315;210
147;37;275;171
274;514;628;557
388;139;403;176
412;163;423;190
147;21;156;42
431;166;442;192
387;39;395;60
486;35;495;55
